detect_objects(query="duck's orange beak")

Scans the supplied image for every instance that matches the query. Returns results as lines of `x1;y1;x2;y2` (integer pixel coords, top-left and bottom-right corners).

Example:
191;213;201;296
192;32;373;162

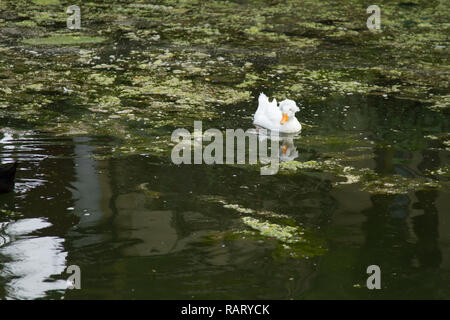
280;113;288;125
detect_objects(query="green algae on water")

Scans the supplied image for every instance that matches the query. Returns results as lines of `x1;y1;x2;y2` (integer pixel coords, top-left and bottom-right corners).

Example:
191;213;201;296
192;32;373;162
32;0;60;5
22;35;107;46
241;216;327;259
242;216;301;244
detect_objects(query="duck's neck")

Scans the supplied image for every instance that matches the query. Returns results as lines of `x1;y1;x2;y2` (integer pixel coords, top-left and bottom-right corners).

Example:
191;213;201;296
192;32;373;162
285;118;296;125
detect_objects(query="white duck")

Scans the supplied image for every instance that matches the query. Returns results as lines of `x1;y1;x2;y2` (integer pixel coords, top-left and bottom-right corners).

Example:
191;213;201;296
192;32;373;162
253;93;302;133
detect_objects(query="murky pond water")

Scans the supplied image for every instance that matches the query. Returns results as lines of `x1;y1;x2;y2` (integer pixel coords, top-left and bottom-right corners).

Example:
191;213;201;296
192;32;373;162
0;0;449;300
1;94;449;299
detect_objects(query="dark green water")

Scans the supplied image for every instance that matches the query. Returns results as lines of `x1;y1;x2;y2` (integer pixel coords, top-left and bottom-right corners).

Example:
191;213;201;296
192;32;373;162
0;0;449;300
1;95;449;299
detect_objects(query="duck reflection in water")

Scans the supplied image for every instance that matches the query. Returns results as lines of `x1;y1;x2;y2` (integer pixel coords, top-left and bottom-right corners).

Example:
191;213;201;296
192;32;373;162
255;128;300;163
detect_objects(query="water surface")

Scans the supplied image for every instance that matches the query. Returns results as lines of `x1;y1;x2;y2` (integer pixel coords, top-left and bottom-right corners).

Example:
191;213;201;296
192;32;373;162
1;94;449;299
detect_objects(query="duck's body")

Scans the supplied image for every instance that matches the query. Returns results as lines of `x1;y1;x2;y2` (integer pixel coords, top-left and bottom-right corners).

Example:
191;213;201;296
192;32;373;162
253;93;302;133
0;162;17;193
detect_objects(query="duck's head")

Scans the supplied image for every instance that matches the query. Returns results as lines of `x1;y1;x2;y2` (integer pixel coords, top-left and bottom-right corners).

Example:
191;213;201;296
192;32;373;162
279;99;299;125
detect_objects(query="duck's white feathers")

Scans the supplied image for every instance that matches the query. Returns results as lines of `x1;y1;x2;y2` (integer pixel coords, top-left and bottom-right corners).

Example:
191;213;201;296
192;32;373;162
253;93;301;133
254;93;282;129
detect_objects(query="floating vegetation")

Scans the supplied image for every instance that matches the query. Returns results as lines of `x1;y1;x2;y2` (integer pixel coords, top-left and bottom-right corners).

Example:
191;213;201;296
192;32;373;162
280;160;324;171
280;156;441;195
31;0;60;5
361;176;440;194
242;216;301;244
223;203;254;215
223;203;288;219
22;35;107;45
137;183;162;199
428;95;450;111
0;0;446;165
0;1;446;190
240;217;327;259
194;195;327;259
0;0;447;299
0;209;21;218
88;73;116;86
288;69;382;96
427;167;450;178
336;167;362;185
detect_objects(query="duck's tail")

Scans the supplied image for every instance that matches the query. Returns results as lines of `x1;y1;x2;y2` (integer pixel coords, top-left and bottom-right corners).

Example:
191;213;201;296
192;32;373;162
258;92;269;105
258;93;277;110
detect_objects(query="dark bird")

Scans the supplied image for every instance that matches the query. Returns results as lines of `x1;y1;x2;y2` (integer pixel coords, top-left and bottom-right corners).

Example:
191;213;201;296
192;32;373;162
0;162;17;193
